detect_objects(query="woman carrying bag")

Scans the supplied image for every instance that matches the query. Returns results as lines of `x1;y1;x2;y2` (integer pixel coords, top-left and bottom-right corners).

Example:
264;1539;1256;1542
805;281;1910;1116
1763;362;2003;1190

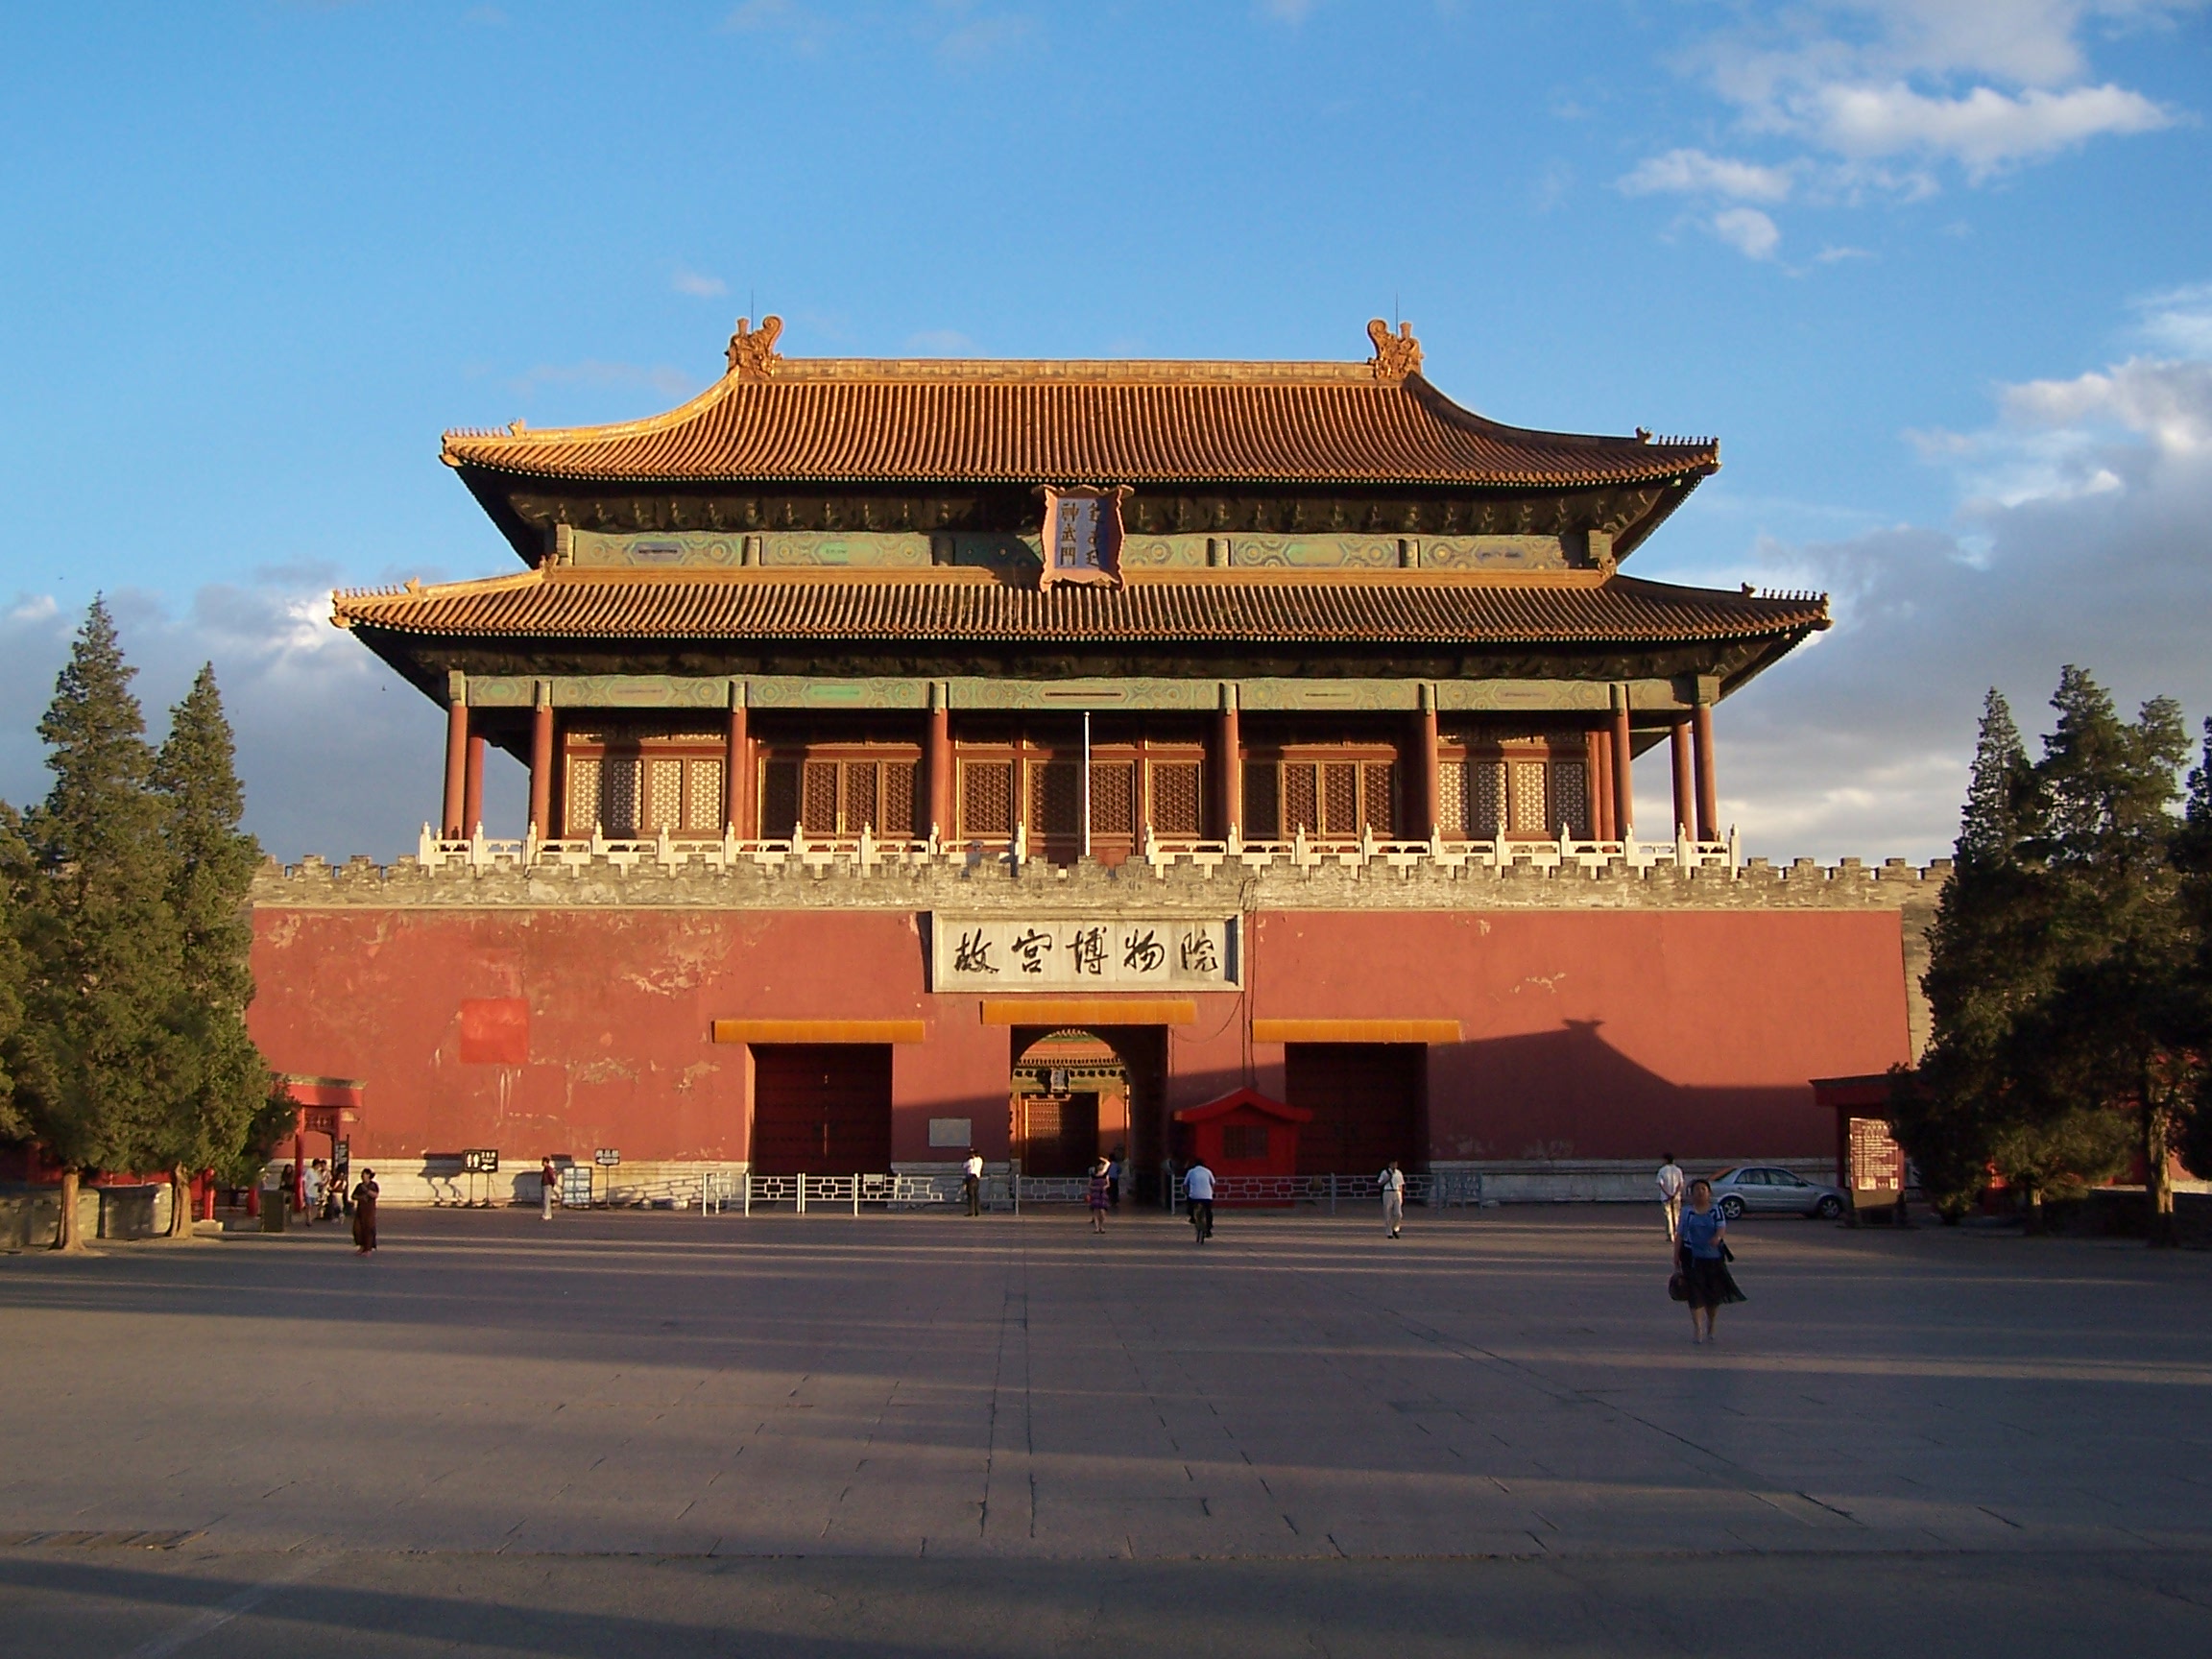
1673;1177;1743;1343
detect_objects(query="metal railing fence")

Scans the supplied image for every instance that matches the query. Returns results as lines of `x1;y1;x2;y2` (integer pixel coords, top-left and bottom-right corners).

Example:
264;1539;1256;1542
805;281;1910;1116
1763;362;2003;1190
687;1170;1483;1215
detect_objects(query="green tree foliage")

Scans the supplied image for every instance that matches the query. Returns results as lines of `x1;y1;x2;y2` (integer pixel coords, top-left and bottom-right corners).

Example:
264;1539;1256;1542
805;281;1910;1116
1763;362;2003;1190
1897;689;2051;1214
11;600;188;1248
2176;718;2212;1186
0;805;28;1142
149;665;270;1236
1903;671;2202;1238
2014;671;2196;1240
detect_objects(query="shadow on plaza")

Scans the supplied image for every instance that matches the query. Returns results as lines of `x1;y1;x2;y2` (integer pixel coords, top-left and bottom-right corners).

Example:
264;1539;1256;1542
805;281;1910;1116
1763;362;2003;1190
9;1547;2212;1657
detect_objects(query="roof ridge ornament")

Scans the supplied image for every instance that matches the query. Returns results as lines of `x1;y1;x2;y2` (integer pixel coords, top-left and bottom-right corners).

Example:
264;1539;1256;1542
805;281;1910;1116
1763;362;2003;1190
1366;318;1422;382
727;315;784;379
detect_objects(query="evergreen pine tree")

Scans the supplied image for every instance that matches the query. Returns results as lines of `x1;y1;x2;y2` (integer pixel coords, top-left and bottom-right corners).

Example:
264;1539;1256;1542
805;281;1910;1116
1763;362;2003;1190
0;805;27;1142
12;599;186;1250
2170;718;2212;1197
2008;669;2194;1240
150;664;271;1238
1898;689;2051;1214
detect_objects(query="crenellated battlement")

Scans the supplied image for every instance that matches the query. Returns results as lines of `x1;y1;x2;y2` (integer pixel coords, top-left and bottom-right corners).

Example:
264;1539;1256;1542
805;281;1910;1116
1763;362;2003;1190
252;828;1950;917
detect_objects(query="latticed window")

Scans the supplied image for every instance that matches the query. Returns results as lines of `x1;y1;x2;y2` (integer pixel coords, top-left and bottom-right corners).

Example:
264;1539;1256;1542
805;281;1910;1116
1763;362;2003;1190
645;758;685;833
1509;761;1548;837
961;759;1013;839
1090;761;1135;837
1468;759;1506;838
1244;763;1280;838
1150;760;1201;836
687;758;724;832
1029;760;1081;838
1549;759;1591;839
883;762;914;838
1266;758;1396;837
760;761;800;838
1221;1124;1269;1161
564;757;602;837
1437;758;1467;837
801;761;839;834
1360;762;1395;833
760;756;917;837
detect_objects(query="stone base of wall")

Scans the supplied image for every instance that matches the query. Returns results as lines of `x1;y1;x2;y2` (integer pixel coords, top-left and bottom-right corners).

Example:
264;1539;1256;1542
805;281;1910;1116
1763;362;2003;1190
1431;1159;1832;1204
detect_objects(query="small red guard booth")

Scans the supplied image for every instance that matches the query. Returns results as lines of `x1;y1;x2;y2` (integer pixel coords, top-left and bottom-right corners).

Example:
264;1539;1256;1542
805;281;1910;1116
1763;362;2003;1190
1172;1088;1311;1207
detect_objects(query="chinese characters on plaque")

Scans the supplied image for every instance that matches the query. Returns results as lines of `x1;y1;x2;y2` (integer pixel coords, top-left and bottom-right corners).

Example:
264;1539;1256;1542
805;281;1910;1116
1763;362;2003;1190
931;915;1238;992
1038;486;1129;588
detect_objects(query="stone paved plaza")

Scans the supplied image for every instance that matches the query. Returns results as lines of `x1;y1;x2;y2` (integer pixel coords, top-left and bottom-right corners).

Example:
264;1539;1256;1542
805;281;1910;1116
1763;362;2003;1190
4;1205;2211;1654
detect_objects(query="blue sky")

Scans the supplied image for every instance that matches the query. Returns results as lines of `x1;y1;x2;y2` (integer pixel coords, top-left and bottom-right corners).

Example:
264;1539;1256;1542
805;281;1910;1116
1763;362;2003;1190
3;0;2209;859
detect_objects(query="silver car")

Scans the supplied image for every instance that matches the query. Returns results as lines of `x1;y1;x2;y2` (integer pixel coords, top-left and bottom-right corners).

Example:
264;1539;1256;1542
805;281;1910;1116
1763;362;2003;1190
1707;1166;1846;1220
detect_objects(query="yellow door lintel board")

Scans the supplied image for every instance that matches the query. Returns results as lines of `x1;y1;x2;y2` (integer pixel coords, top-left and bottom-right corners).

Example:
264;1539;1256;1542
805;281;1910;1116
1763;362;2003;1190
710;1020;927;1045
1251;1019;1462;1045
979;998;1197;1027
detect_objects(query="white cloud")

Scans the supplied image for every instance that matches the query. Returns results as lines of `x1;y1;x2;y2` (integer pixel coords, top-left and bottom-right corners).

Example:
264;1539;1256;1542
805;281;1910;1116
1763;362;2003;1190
1619;148;1795;203
671;265;727;299
722;0;836;52
1699;315;2212;860
1257;0;1318;21
2133;282;2212;355
1801;79;2173;178
1710;206;1783;259
1627;2;2198;253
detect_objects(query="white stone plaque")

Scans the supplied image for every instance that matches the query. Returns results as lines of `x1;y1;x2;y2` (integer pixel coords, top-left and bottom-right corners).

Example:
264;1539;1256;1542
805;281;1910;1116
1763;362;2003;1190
929;915;1239;992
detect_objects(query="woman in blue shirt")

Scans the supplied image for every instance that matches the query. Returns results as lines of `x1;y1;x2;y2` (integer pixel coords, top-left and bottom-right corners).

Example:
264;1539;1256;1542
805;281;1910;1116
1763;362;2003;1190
1676;1178;1744;1343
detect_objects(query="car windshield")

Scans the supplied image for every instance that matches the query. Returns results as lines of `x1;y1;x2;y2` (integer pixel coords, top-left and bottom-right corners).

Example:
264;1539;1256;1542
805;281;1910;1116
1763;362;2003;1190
1712;1168;1739;1183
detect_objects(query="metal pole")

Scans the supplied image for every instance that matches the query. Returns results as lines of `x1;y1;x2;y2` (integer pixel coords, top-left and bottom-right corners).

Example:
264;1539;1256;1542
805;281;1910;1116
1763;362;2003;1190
853;1174;859;1218
797;1172;805;1215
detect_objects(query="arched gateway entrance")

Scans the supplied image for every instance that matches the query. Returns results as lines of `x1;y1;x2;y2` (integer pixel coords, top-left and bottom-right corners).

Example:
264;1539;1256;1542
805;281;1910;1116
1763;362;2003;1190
1009;1026;1166;1185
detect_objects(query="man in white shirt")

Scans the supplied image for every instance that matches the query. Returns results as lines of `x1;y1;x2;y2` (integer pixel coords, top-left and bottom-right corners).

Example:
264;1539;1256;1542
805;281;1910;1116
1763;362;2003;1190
1378;1160;1406;1238
963;1150;984;1217
301;1161;322;1227
1656;1153;1686;1242
1183;1158;1215;1244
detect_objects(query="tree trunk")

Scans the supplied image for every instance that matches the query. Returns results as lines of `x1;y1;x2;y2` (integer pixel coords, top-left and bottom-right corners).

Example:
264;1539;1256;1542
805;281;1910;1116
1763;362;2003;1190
2144;1094;2176;1248
51;1167;87;1252
167;1166;193;1239
2024;1180;2044;1235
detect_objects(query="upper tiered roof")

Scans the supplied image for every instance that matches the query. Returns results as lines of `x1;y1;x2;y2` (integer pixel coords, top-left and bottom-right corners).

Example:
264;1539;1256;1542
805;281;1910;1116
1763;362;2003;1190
441;317;1719;492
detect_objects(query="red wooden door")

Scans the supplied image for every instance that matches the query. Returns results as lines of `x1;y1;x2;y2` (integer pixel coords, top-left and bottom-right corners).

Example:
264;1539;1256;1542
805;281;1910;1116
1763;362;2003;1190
1285;1044;1423;1174
750;1045;894;1174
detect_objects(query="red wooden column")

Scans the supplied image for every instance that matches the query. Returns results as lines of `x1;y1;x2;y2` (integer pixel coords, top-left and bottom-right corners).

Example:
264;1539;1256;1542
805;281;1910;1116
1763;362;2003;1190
462;730;487;838
1215;685;1242;838
441;686;469;837
724;685;751;836
528;684;555;839
926;684;952;842
1693;699;1719;842
1601;725;1619;845
1610;691;1634;839
1670;717;1695;840
1414;686;1440;840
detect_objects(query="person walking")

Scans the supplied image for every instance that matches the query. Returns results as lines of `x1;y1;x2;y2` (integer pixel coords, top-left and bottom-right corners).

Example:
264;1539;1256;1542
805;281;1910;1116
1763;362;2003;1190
1106;1147;1123;1213
540;1157;560;1220
963;1149;984;1217
1675;1177;1743;1343
301;1160;323;1227
1184;1156;1215;1245
350;1169;380;1256
1378;1159;1406;1238
1656;1153;1686;1243
1088;1156;1111;1235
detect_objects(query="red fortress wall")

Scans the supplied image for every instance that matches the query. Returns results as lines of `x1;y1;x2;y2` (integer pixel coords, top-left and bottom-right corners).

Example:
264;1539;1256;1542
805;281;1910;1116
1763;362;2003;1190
249;897;1918;1173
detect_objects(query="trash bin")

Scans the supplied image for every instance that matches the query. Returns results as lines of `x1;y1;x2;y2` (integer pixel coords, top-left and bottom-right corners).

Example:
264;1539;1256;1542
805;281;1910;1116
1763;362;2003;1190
260;1187;287;1233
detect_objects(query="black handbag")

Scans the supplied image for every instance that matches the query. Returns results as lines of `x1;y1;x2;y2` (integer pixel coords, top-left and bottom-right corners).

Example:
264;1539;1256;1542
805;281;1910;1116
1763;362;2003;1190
1667;1269;1687;1302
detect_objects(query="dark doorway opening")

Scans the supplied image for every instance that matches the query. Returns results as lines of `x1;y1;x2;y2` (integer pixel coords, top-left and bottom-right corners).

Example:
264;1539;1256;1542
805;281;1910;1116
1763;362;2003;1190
750;1044;894;1174
1285;1042;1426;1173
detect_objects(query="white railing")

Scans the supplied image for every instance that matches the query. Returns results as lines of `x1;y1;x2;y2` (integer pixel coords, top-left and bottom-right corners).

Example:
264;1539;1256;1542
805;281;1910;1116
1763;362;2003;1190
687;1170;1482;1215
415;820;1740;877
1169;1170;1485;1211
